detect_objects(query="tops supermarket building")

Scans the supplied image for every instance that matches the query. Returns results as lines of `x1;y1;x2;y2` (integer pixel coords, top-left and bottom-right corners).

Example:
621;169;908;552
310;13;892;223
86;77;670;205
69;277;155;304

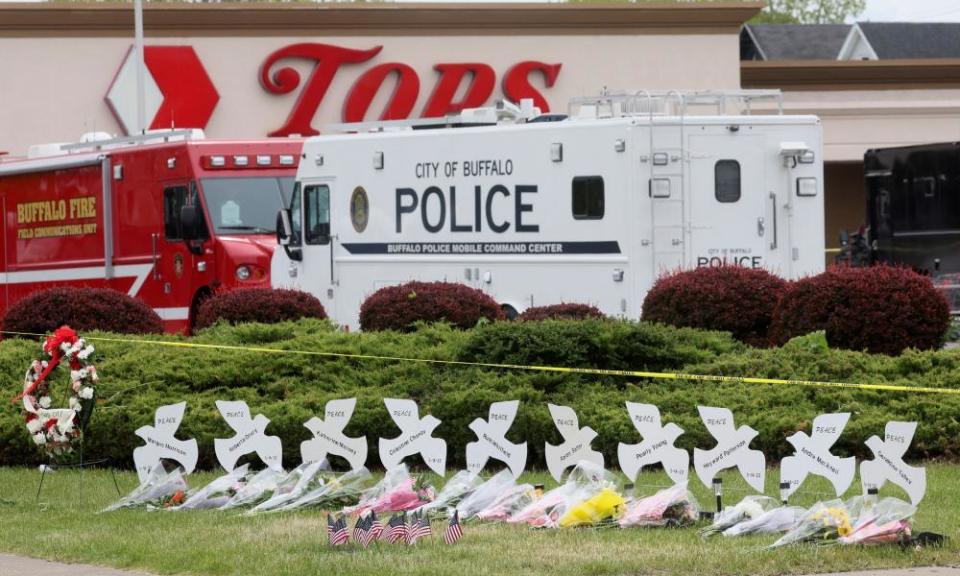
2;1;959;259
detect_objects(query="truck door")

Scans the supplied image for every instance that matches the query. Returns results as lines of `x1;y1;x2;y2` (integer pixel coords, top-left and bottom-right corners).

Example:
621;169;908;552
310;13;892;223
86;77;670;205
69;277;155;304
157;182;206;328
301;180;336;316
687;134;770;273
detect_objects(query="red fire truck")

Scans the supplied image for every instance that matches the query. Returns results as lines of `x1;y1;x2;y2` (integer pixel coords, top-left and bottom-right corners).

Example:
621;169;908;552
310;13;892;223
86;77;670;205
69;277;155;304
0;130;301;333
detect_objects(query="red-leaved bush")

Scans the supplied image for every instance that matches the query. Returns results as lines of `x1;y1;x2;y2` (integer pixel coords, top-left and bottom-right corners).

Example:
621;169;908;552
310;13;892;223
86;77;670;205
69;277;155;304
360;281;504;332
519;303;606;322
2;286;163;336
195;287;327;329
770;265;950;355
641;266;788;346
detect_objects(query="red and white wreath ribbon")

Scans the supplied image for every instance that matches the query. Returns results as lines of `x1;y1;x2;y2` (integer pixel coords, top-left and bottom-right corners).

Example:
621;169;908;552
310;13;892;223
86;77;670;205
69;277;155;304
19;326;98;454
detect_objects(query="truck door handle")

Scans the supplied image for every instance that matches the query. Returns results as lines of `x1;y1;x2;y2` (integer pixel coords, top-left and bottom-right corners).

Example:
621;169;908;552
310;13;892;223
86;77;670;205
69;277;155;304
757;217;765;237
671;238;682;246
769;192;778;250
151;233;160;279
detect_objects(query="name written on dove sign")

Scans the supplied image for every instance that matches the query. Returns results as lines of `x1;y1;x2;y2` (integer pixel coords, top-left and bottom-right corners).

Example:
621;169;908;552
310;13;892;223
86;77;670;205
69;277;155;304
693;406;766;492
214;400;283;472
379;398;447;476
861;421;926;504
780;413;855;498
466;400;527;478
133;402;199;484
545;404;604;482
618;403;689;485
301;398;368;471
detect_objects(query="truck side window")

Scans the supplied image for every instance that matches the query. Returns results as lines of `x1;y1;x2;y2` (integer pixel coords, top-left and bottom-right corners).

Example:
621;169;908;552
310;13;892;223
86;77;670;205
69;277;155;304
163;185;188;240
304;184;331;245
715;160;741;203
572;176;604;219
288;182;303;247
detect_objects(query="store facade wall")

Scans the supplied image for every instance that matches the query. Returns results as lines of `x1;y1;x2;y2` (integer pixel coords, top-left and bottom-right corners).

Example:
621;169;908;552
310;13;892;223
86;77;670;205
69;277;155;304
0;3;754;156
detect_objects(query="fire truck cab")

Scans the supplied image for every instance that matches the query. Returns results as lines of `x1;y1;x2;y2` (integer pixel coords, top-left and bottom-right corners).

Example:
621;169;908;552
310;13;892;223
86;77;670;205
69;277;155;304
0;130;301;332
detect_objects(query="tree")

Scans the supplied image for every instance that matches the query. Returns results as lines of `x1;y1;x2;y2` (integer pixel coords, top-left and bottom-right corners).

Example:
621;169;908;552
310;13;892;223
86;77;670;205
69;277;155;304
751;0;865;24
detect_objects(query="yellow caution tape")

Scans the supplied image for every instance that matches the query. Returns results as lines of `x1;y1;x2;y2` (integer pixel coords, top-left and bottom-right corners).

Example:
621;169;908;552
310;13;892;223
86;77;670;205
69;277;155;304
3;330;959;396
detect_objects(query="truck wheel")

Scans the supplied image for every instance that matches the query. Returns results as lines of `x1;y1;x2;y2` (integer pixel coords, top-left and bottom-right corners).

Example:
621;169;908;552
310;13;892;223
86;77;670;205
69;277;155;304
501;304;519;321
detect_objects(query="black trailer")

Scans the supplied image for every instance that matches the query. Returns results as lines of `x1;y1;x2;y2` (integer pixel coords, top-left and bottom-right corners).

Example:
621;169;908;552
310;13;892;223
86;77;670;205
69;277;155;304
864;142;960;309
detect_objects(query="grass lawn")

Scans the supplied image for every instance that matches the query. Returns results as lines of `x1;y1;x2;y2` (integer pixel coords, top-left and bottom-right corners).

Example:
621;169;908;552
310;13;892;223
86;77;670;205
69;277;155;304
0;464;958;576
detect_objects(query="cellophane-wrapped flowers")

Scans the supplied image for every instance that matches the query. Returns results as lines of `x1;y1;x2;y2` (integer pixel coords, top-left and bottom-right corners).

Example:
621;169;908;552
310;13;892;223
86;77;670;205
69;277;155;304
618;483;699;528
102;464;190;512
770;498;854;548
415;470;482;519
345;463;434;516
559;487;626;528
839;497;915;545
219;467;285;510
722;506;805;537
701;495;780;537
457;469;516;520
174;464;252;511
277;467;373;512
476;483;536;522
509;461;618;529
248;461;327;514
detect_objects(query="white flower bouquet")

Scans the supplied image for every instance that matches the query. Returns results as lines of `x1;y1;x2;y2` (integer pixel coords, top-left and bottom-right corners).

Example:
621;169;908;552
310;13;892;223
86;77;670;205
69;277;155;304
701;495;781;537
219;468;286;510
102;464;190;512
174;465;253;511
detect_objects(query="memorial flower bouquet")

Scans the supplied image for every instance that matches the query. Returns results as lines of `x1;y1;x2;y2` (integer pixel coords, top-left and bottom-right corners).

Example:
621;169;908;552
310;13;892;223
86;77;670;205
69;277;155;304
722;506;805;537
103;464;190;512
510;461;616;529
345;464;435;516
839;497;915;546
248;461;327;514
175;465;252;511
457;469;517;520
701;495;780;537
475;483;536;522
618;483;700;528
279;467;374;512
219;467;286;510
415;470;482;519
559;487;626;528
770;499;854;548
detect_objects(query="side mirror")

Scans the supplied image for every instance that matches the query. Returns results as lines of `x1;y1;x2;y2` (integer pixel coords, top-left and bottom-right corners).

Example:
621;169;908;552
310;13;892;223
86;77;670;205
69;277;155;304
276;210;292;246
180;204;204;241
838;229;849;246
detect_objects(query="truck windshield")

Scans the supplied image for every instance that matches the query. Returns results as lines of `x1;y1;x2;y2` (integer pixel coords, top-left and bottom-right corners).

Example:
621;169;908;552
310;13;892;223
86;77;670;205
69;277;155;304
200;177;295;235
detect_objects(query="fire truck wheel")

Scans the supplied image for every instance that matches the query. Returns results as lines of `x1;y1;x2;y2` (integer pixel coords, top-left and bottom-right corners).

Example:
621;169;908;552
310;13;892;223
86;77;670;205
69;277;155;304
501;304;519;321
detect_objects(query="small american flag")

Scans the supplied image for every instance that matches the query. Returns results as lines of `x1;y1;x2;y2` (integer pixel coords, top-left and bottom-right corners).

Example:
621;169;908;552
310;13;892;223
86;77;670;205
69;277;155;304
368;511;384;543
384;513;407;544
443;510;463;545
407;511;432;545
353;514;368;546
329;515;349;546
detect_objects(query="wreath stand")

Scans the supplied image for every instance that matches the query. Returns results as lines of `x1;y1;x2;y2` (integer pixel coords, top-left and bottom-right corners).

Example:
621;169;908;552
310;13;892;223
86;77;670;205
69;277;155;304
34;399;122;503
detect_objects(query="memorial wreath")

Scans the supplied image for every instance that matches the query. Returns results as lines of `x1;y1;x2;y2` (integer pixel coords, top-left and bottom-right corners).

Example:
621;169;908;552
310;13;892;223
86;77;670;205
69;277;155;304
17;326;98;455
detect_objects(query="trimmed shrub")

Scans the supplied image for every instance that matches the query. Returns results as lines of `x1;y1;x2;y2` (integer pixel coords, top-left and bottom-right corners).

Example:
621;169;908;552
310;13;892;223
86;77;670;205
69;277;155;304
360;281;504;332
2;286;163;336
641;266;788;346
519;303;605;322
770;265;950;355
195;287;327;330
458;319;743;374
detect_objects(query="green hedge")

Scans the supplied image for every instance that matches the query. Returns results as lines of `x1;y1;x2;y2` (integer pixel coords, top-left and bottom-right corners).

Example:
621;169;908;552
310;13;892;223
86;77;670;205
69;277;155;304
2;321;958;471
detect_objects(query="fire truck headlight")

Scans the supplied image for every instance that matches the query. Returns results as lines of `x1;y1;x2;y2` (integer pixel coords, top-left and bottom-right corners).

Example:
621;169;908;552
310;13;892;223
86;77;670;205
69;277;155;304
235;265;252;281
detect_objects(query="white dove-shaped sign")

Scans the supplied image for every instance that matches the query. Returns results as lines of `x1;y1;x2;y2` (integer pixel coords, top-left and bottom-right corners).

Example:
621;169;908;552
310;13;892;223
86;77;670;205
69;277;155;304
780;412;856;498
132;401;199;484
300;398;368;471
693;406;765;492
466;400;527;478
861;421;926;505
617;402;688;485
214;400;283;472
545;404;604;482
378;398;447;476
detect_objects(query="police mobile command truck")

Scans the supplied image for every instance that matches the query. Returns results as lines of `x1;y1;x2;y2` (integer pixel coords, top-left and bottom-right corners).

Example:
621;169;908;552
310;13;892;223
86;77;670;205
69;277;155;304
273;90;825;329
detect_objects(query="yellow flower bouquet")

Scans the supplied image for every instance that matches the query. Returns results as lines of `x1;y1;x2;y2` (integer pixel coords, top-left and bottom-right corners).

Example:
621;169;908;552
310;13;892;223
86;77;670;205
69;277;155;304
559;488;626;528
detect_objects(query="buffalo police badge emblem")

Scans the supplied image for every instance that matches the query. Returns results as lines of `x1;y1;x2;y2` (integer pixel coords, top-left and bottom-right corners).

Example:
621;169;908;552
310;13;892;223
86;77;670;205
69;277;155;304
350;186;369;233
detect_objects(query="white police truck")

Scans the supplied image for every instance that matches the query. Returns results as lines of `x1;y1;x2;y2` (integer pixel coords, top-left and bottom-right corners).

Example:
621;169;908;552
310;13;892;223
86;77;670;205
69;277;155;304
273;90;824;329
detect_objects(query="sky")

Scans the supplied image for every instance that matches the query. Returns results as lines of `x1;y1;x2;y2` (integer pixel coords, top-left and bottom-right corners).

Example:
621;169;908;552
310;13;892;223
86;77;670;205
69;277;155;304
860;0;960;22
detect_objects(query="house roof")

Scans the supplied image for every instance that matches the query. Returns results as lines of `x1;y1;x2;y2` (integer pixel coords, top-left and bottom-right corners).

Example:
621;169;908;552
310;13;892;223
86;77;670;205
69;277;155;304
856;22;960;59
741;24;851;60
